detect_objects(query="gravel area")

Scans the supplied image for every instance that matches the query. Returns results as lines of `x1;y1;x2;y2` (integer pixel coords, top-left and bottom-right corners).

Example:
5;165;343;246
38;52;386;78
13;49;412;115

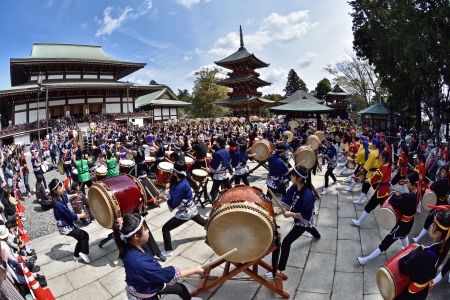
20;152;94;240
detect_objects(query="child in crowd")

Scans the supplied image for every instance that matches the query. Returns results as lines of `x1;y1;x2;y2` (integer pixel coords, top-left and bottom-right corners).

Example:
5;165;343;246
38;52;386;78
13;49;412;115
5;221;36;258
35;174;52;211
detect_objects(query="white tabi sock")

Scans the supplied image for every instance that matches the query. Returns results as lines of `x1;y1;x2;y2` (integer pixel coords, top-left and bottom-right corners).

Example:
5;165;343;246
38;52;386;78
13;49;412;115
402;184;407;193
352;210;369;226
413;228;428;243
346;180;357;191
353;193;366;204
358;248;382;265
401;237;410;249
339;166;347;175
417;201;422;213
434;272;442;284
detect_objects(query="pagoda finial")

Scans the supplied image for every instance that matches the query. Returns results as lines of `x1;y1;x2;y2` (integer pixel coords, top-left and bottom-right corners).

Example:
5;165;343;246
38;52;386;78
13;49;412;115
239;25;246;50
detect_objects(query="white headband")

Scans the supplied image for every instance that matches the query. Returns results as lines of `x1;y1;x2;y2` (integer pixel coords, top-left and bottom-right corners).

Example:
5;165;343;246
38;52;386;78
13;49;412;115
52;180;62;191
173;168;187;176
120;216;145;242
294;167;308;179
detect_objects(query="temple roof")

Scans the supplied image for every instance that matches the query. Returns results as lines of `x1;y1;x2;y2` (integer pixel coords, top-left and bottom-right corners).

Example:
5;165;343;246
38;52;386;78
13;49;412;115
281;90;324;104
327;84;351;96
357;102;392;115
215;95;274;106
216;74;271;87
214;26;269;70
135;88;191;109
269;99;334;113
10;43;146;85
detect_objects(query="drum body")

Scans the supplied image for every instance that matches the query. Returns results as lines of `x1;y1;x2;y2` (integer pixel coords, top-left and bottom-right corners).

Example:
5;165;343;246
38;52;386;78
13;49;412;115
95;166;108;181
185;157;194;170
119;160;135;174
72;169;79;183
422;189;437;210
150;147;157;158
340;142;349;152
64;178;73;193
88;174;146;229
206;153;212;163
205;185;276;263
68;130;78;140
251;140;272;161
145;156;155;167
376;244;419;300
192;169;208;182
306;135;321;151
157;162;173;184
57;161;65;175
376;195;400;230
165;151;174;162
294;146;316;169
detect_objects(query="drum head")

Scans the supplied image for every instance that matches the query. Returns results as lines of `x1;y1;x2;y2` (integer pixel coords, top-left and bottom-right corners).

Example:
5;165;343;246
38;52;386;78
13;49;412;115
283;131;293;143
306;135;320;151
288;120;299;132
251;141;270;161
376;208;397;230
376;267;396;300
207;209;273;263
145;156;155;162
314;131;326;141
96;166;107;175
185;157;194;164
120;160;135;167
192;169;208;177
72;169;78;175
295;147;316;169
126;153;134;160
88;184;115;229
422;191;436;210
159;162;173;171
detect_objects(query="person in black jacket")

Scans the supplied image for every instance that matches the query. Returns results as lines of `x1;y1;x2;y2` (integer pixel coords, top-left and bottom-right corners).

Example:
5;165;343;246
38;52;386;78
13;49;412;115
35;174;52;211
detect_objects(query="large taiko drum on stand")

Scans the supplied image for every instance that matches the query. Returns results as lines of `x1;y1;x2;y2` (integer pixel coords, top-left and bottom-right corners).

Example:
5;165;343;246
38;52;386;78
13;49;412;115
251;140;273;161
157;162;173;184
205;185;276;263
294;146;316;169
306;135;321;151
376;244;419;300
376;195;400;230
88;174;146;229
119;160;135;174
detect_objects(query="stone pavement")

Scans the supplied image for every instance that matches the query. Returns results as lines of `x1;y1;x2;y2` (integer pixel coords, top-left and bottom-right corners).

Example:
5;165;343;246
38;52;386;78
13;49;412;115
24;158;449;299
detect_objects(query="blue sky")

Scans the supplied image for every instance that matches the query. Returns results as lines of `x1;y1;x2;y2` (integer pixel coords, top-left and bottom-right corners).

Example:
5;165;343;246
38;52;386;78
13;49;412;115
0;0;354;95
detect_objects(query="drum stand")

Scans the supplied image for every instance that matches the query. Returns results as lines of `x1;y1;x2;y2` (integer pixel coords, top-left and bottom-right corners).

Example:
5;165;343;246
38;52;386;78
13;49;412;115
193;179;210;209
248;159;269;174
191;245;289;299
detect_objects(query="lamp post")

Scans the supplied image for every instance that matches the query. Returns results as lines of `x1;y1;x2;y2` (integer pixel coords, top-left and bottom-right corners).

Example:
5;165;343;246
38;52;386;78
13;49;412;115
37;72;43;158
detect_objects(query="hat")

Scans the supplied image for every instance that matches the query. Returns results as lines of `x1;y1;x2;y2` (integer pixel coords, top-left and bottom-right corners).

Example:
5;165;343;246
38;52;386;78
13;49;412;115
0;225;8;239
413;154;418;159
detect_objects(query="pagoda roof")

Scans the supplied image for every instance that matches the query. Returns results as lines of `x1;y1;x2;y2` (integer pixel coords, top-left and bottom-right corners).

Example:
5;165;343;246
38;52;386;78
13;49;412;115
357;102;393;115
327;84;351;96
215;95;274;106
135;88;191;109
0;80;165;96
216;74;271;87
269;99;334;114
281;90;324;104
10;43;146;85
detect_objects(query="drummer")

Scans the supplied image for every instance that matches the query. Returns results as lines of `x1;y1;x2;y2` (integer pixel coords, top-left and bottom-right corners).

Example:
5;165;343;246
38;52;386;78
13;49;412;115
231;139;255;186
101;150;119;177
127;140;147;177
413;165;450;243
266;165;321;278
390;144;409;194
31;149;47;189
318;137;337;195
62;140;74;180
155;161;206;258
352;150;392;227
358;170;419;265
266;144;290;198
396;209;450;299
74;149;92;193
186;135;210;201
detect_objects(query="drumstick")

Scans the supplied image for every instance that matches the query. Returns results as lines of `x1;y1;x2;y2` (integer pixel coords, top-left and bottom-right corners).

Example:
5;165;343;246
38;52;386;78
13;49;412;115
145;177;161;195
268;189;286;214
295;159;306;167
201;248;237;269
165;158;174;164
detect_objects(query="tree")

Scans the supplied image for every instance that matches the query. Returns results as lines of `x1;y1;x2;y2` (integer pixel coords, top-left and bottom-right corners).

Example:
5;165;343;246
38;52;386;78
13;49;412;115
149;80;159;85
177;89;192;118
314;78;332;100
283;69;307;98
348;0;450;135
324;52;385;107
190;67;230;118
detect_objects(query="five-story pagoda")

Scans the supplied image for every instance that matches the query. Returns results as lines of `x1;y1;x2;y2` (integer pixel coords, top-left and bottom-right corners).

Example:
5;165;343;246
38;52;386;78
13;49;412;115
214;26;273;117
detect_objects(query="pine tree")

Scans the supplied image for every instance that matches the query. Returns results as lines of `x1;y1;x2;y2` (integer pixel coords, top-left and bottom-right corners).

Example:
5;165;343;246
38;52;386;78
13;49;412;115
283;69;307;98
314;78;332;100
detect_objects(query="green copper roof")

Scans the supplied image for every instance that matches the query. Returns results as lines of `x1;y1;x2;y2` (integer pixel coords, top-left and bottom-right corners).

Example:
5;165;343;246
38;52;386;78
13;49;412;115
281;90;324;104
269;99;334;113
357;102;390;115
11;43;145;66
215;95;274;105
135;88;191;108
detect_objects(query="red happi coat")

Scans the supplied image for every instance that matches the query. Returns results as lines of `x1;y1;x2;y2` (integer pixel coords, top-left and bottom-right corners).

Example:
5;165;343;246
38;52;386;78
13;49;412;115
369;163;391;198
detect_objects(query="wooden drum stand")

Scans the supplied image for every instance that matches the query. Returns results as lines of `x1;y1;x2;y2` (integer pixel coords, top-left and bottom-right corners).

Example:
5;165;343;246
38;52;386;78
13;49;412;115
191;245;290;299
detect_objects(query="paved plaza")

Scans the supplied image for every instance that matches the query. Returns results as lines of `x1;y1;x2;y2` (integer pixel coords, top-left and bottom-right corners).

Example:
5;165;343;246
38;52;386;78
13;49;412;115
23;156;449;300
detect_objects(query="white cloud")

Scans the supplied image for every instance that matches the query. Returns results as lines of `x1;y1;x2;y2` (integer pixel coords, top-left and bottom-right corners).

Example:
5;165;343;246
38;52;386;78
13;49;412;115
194;48;204;55
297;52;318;68
126;67;156;84
120;27;170;49
185;64;222;81
207;10;317;56
261;67;288;84
112;43;119;47
80;23;88;29
184;56;192;61
96;0;153;37
177;0;200;8
246;18;254;25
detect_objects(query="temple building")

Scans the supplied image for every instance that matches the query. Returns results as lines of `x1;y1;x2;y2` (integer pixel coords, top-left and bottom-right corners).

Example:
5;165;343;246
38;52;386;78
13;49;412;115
214;26;273;117
0;43;189;144
324;84;351;119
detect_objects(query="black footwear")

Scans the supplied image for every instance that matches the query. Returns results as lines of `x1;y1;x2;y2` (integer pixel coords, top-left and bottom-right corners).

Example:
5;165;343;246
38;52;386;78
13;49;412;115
157;253;167;262
36;274;47;287
32;265;41;272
